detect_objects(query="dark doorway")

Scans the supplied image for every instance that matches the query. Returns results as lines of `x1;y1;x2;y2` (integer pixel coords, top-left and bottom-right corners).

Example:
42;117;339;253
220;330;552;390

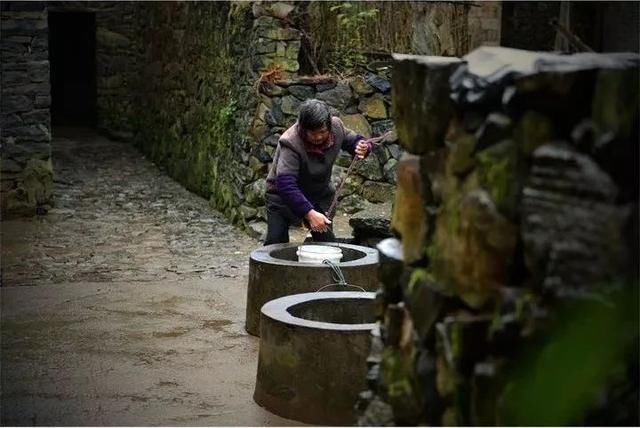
48;12;97;127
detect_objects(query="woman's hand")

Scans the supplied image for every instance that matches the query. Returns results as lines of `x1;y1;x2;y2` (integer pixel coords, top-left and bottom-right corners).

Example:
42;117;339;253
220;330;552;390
355;140;370;160
304;209;332;232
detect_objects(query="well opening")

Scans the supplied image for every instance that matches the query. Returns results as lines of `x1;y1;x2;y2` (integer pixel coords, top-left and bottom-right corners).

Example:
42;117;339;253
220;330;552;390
269;246;367;262
287;297;376;325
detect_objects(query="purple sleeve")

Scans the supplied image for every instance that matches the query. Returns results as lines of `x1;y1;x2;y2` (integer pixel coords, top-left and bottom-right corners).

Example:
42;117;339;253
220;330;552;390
275;174;314;218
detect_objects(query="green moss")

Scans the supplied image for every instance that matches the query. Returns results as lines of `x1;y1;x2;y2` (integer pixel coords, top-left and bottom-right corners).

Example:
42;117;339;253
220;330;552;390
129;3;253;226
476;140;517;218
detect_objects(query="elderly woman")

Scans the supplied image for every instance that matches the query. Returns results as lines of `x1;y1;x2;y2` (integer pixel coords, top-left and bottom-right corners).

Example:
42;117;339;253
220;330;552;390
264;99;372;245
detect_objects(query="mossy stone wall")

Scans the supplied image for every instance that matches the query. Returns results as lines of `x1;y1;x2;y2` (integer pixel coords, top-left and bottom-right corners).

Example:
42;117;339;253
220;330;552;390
0;2;53;218
358;49;639;426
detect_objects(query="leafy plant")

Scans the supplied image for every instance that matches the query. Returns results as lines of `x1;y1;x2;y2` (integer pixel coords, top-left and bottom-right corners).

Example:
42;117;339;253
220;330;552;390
328;2;379;72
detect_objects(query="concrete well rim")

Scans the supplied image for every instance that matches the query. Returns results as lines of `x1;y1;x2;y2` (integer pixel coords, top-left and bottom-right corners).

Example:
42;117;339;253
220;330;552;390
260;291;377;331
251;242;379;267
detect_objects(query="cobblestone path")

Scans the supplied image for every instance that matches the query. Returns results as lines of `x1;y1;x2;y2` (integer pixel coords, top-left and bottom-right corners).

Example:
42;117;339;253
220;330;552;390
2;128;260;287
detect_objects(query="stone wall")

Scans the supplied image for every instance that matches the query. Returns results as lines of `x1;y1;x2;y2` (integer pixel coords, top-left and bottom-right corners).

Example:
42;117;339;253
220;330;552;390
130;2;258;226
467;1;501;49
357;48;639;425
1;0;490;227
1;2;53;218
94;1;142;141
243;69;400;237
0;0;141;219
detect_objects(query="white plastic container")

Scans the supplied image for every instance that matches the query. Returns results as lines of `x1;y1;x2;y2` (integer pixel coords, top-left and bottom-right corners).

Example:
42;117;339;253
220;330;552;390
296;245;343;264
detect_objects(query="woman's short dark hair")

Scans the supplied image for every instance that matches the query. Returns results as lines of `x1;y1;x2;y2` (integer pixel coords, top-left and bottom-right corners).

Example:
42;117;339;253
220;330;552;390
297;99;332;131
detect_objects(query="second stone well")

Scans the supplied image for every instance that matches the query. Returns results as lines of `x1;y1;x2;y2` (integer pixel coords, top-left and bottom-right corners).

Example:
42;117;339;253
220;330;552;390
245;242;379;336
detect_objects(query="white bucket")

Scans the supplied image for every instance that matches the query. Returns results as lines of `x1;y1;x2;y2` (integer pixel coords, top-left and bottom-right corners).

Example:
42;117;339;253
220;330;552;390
296;245;343;264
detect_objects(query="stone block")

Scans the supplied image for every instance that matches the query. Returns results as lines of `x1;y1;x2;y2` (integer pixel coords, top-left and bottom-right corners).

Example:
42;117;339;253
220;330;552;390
404;270;444;340
371;119;394;137
33;95;51;108
338;194;366;214
2;157;53;217
475;140;519;219
1;114;23;129
316;82;352;110
250;119;270;142
391;154;428;264
1;158;24;173
27;60;48;82
341;113;372;138
288;84;314;101
254;17;300;41
259;82;286;96
285;41;301;60
244;178;266;207
97;28;131;49
255;38;276;54
3;81;49;97
1;95;32;114
358;93;387;119
522;143;630;297
280;94;301;115
246;220;268;240
316;81;337;91
0;13;47;36
4;124;49;142
349;75;375;95
240;204;258;220
335;150;352;168
388;144;402;160
21;109;49;126
392;54;463;155
263;133;280;147
248;155;268;178
349;203;393;240
431;189;517;308
1;70;29;86
371;143;389;166
383;158;398;184
354;154;383;181
362;181;395;203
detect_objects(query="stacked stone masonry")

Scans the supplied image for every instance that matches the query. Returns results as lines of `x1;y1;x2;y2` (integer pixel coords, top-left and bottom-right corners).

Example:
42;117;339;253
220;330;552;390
1;1;499;223
1;2;53;218
357;48;639;426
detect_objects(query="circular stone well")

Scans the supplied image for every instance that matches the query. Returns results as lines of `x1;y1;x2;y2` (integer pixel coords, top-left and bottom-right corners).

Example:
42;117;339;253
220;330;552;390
254;291;376;426
245;242;378;336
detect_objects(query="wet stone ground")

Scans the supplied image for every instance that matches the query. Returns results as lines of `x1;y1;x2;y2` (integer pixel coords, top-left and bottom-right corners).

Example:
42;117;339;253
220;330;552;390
2;129;260;287
2;128;343;426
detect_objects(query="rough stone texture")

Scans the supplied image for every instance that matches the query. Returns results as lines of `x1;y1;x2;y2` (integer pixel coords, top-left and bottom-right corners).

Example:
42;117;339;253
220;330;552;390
521;143;631;297
255;292;375;425
392;54;464;155
358;93;388;119
94;1;143;141
6;1;400;231
1;3;52;218
361;181;395;204
349;202;393;247
391;154;428;264
467;1;501;49
0;132;304;427
359;48;639;426
245;243;379;336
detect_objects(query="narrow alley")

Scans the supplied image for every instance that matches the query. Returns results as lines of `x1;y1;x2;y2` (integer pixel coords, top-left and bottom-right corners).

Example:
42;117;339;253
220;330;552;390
0;129;300;426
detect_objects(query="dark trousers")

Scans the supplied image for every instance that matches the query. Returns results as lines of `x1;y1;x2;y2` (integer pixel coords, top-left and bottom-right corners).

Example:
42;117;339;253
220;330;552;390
264;204;335;245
